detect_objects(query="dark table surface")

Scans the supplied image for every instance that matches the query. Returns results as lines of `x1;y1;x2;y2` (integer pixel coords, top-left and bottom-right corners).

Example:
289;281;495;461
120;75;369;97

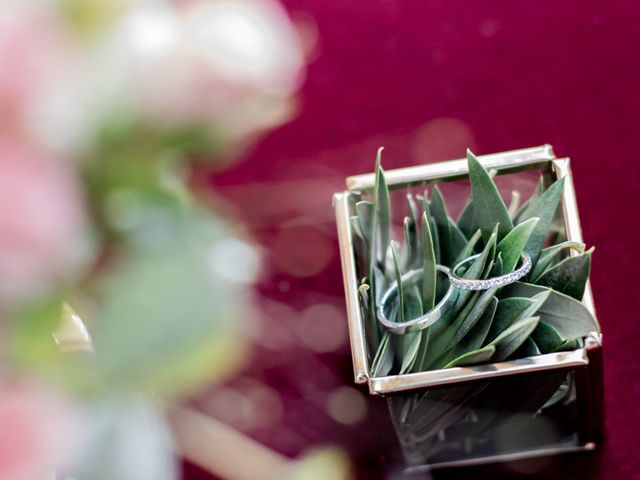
186;1;640;478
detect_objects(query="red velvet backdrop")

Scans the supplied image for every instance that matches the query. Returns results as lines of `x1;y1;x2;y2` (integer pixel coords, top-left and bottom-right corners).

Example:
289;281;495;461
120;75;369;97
187;1;640;479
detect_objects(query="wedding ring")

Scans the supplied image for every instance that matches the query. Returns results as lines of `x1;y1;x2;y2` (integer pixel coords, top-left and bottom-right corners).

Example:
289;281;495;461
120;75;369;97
377;265;457;334
448;253;532;291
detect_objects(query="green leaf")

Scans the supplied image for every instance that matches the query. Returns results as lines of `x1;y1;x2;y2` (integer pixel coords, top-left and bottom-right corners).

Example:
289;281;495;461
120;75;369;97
535;249;593;300
350;217;366;241
452;229;482;267
529;240;586;282
491;252;504;277
390;242;405;322
370;148;391;275
496;217;539;272
444;345;496;368
357;284;379;358
510;337;541;359
452;287;499;344
490;290;551;345
515;175;545;224
428;286;498;370
448;218;468;264
485;297;532;344
467;149;513;241
530;321;565;353
402;217;418;270
446;296;498;363
507;190;521;219
557;338;583;351
421;212;437;312
91;207;244;397
457;199;477;239
429;186;455;265
488;316;540;362
390;244;424;374
501;282;600;338
406;194;419;226
457;170;497;238
371;332;394;377
399;331;422;374
355;201;373;243
519;177;565;265
411;327;431;373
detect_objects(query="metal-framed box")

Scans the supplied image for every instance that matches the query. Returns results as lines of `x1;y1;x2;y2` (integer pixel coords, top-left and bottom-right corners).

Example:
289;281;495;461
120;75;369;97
333;145;603;471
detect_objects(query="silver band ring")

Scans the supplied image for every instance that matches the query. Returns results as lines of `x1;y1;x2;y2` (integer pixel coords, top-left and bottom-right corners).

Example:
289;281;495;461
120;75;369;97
377;265;457;334
448;253;532;291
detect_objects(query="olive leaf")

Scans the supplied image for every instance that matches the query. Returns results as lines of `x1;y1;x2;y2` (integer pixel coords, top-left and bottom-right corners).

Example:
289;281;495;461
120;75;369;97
534;248;593;300
518;177;565;265
429;186;455;266
370;148;391;275
421;212;437;313
402;217;419;270
371;332;394;377
507;190;521;219
510;337;541;359
398;285;424;374
448;219;468;266
428;286;498;370
501;282;599;338
485;297;532;344
467;149;513;241
529;240;586;282
515;175;545;224
350;216;366;242
485;291;549;344
355;200;373;244
444;344;496;368
530;321;565;353
445;296;498;364
452;229;482;268
488;316;540;362
496;217;539;272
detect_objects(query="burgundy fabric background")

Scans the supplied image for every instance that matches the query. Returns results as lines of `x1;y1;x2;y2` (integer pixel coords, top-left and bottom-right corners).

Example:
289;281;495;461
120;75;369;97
186;1;640;478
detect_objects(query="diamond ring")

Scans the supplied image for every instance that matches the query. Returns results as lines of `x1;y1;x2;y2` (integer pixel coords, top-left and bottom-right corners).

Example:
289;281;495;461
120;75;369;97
448;253;532;291
377;265;458;334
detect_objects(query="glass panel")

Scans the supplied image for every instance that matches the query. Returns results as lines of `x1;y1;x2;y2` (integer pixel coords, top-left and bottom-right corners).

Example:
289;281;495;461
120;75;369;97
386;369;580;468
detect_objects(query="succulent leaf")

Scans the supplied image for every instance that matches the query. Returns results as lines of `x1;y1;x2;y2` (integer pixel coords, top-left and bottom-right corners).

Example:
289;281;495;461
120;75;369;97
444;344;496;368
371;332;393;377
467;149;513;241
496;217;539;272
501;282;599;338
518;177;565;265
421;212;437;313
530;321;565;353
534;249;593;300
488;316;540;362
529;240;586;282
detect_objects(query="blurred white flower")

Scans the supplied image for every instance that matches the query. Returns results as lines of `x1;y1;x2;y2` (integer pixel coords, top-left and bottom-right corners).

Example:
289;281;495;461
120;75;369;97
92;0;305;145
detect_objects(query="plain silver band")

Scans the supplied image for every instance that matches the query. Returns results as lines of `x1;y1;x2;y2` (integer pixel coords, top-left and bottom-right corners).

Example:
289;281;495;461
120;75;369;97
377;265;457;334
448;253;532;291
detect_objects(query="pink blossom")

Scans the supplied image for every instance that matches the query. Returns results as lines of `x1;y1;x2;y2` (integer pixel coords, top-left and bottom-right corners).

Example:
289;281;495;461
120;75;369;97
0;140;88;306
0;379;78;480
0;4;88;154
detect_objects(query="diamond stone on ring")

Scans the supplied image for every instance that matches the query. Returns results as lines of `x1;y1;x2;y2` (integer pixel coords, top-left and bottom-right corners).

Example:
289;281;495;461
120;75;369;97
448;253;532;291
